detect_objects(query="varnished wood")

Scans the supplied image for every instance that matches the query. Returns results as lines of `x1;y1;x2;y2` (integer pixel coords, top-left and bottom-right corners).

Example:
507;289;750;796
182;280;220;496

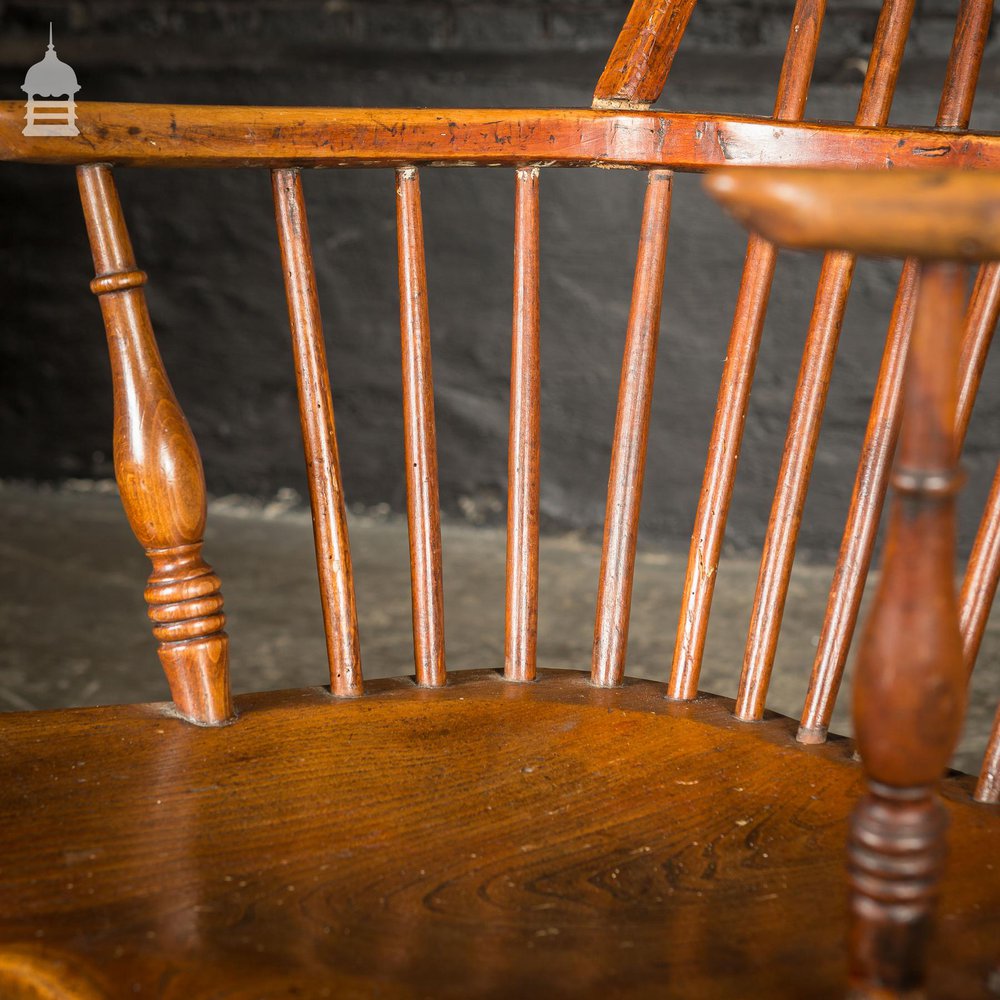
799;3;991;741
396;168;446;688
849;262;967;996
593;0;698;109
706;169;1000;262
592;170;672;687
5;0;1000;992
669;0;825;700
962;463;1000;679
955;266;1000;686
977;709;1000;802
505;167;542;683
956;263;1000;446
77;163;232;726
705;166;989;996
272;168;362;698
5;103;1000;173
797;261;921;742
0;673;996;999
937;0;992;131
737;0;914;721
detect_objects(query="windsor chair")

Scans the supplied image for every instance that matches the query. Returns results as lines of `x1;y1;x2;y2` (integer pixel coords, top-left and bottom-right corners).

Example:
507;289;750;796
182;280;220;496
1;0;999;997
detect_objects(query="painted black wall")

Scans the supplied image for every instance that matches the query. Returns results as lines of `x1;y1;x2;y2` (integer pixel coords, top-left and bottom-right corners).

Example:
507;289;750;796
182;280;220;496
2;1;999;557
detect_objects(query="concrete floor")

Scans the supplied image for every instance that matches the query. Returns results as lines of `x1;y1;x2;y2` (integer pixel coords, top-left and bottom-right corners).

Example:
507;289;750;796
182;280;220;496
1;479;997;777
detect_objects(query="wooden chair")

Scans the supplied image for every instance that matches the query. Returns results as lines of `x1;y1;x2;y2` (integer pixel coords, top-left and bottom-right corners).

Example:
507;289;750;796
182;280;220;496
1;1;999;996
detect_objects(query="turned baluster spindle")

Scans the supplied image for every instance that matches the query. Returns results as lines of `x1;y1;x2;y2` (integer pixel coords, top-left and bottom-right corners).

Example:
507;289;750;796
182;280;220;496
849;261;967;996
272;167;362;697
77;163;232;725
396;167;446;687
592;169;672;687
505;166;541;683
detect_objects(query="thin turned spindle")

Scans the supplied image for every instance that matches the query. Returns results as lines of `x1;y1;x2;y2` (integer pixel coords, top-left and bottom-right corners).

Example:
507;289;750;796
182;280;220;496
668;0;825;700
272;168;362;697
849;261;967;996
976;706;1000;802
77;163;232;725
798;2;992;741
955;265;1000;681
962;462;1000;681
505;167;541;683
735;0;915;721
396;167;446;687
956;262;1000;446
592;170;673;687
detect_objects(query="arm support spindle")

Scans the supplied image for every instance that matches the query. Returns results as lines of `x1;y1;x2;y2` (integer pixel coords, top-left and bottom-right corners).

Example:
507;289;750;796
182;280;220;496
78;163;233;725
848;261;967;996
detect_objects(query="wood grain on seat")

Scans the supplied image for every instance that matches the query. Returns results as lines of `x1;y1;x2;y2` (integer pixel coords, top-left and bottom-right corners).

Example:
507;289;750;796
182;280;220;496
0;671;997;999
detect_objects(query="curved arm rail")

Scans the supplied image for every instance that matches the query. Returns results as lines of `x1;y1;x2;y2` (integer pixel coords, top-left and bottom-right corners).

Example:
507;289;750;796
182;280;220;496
2;102;1000;172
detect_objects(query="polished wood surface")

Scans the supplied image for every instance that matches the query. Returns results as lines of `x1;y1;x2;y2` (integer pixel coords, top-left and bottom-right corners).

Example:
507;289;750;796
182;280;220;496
797;260;920;742
706;169;1000;261
736;0;915;722
799;1;990;742
704;165;993;997
4;0;1000;992
0;672;997;999
592;170;672;687
505;167;542;683
669;0;825;700
396;168;446;688
848;262;967;995
593;0;698;109
77;164;232;726
4;102;1000;173
272;168;362;697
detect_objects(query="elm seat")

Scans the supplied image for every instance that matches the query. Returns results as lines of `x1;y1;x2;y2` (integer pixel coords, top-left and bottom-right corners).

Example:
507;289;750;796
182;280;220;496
2;0;1000;997
0;674;997;999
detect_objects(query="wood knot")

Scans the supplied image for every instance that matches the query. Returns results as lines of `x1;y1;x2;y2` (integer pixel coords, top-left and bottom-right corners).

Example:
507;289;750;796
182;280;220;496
90;269;148;296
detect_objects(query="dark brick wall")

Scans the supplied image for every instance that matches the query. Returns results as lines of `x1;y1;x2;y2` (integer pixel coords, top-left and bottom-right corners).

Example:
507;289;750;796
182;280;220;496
2;1;999;556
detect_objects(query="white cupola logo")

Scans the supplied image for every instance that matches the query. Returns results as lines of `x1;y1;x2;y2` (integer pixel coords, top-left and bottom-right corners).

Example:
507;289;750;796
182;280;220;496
22;24;80;136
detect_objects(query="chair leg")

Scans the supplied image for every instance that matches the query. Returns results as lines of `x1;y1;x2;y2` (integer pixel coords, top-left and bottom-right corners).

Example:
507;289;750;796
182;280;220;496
848;261;967;995
78;164;233;725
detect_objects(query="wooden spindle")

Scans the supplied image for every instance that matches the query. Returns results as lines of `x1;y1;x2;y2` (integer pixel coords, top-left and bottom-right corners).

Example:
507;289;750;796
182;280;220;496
955;262;1000;446
798;4;992;741
504;167;541;683
735;0;915;721
849;261;967;996
272;168;362;698
669;0;825;700
396;167;446;688
961;461;1000;678
936;0;993;132
592;170;672;688
592;0;699;110
77;163;232;725
797;262;919;741
976;706;1000;803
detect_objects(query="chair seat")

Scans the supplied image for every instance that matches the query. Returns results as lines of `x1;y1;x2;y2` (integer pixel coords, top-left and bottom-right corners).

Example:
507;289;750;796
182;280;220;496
1;669;997;999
